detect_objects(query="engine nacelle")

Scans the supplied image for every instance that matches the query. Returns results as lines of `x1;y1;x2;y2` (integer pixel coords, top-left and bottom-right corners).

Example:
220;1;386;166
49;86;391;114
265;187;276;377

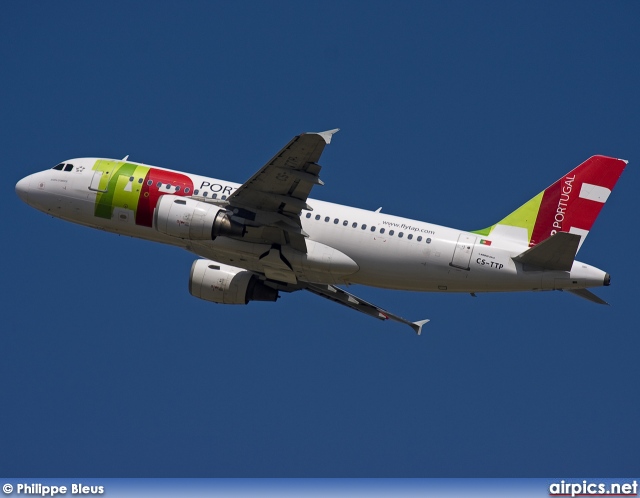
189;259;279;304
154;195;245;240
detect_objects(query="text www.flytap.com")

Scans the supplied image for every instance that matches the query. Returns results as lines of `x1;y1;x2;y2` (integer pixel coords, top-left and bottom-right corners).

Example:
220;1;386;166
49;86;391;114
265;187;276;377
381;220;434;234
549;480;638;497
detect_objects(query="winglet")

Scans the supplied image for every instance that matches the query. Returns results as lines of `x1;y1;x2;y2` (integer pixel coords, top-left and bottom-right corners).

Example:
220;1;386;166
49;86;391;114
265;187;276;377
314;128;340;144
411;319;430;336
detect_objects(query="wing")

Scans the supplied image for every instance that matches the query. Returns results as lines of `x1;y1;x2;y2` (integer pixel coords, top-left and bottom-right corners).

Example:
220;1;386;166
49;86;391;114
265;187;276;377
225;129;339;254
229;129;337;214
195;130;431;334
306;283;429;335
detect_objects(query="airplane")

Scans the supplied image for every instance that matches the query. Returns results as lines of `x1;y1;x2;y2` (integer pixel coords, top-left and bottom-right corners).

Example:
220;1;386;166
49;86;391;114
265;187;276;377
15;129;629;334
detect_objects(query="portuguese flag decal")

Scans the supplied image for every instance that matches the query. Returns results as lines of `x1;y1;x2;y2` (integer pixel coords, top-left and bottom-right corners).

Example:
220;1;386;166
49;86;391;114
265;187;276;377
480;239;492;246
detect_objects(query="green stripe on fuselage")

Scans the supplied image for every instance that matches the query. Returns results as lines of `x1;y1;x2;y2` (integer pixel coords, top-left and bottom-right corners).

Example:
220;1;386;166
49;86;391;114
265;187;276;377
94;160;150;219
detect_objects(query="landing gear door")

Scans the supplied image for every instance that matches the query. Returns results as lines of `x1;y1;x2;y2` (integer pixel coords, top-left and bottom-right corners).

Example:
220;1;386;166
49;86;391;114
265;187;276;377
450;234;477;270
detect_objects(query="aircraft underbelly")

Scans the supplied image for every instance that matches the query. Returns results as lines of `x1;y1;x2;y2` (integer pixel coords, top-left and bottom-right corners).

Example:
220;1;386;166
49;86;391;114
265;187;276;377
190;238;359;286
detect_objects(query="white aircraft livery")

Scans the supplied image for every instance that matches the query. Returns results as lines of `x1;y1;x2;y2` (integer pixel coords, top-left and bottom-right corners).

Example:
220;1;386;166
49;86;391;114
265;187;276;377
15;130;629;334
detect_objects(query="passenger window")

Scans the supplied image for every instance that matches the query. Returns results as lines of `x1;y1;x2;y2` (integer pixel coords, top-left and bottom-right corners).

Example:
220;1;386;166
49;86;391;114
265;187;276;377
315;214;321;220
426;238;432;244
64;164;74;172
147;180;153;186
194;189;199;195
334;218;339;224
306;213;311;219
166;184;172;190
222;195;227;200
417;236;422;242
138;178;143;184
185;187;190;194
352;222;357;228
175;186;181;191
361;224;367;230
380;228;385;234
343;220;348;226
408;234;413;240
129;176;134;181
203;192;208;197
325;217;330;222
212;193;217;199
370;226;376;232
53;163;64;170
157;182;162;188
389;230;395;236
398;232;404;238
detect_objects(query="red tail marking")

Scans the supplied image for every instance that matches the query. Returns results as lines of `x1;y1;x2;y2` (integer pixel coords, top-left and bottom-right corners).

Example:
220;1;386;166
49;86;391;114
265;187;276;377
529;156;627;246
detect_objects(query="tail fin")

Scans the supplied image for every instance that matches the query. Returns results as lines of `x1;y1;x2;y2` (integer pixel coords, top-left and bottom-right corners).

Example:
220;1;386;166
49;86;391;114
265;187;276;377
473;155;628;250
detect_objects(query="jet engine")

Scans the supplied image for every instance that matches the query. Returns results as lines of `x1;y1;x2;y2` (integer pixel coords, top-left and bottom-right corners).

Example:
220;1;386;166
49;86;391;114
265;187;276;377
155;195;244;240
189;259;279;305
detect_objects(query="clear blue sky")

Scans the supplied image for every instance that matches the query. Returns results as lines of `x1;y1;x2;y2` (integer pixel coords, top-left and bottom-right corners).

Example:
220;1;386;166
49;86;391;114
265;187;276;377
2;1;638;476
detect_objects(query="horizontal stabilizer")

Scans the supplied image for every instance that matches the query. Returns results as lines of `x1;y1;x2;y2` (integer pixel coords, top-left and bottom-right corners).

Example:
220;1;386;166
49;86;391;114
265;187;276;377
306;283;428;335
513;232;581;271
566;288;609;305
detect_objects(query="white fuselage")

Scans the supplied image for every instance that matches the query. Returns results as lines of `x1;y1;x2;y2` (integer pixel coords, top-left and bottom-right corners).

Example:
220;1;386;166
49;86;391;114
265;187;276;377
16;157;608;294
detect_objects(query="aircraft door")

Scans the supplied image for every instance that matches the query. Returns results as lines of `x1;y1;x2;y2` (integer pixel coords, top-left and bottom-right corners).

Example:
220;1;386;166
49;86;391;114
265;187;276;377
88;161;119;193
89;170;108;192
450;234;477;270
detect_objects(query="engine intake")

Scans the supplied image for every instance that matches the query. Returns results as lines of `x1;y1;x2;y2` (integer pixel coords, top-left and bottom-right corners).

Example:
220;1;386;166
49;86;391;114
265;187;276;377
155;195;245;240
189;259;278;305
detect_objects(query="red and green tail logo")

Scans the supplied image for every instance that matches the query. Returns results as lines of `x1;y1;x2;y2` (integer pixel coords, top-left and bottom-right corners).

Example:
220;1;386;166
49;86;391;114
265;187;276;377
473;155;628;249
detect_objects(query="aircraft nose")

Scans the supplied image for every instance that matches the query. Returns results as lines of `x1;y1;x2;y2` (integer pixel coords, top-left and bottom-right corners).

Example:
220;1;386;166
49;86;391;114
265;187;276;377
16;175;31;203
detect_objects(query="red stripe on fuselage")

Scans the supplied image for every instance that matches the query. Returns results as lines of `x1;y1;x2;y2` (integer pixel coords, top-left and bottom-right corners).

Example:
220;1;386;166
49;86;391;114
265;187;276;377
136;168;194;227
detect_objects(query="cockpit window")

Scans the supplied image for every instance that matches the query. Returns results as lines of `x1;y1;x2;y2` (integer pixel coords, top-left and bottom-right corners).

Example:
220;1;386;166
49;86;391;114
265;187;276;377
52;163;64;170
64;164;74;171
